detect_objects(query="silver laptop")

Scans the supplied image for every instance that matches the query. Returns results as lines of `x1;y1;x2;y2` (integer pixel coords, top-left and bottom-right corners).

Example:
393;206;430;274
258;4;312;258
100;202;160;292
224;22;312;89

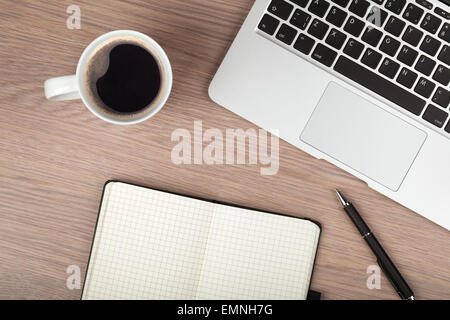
209;0;450;229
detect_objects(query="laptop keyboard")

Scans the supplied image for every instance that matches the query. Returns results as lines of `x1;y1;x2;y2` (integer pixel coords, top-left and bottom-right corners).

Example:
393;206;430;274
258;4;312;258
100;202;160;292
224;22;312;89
257;0;450;134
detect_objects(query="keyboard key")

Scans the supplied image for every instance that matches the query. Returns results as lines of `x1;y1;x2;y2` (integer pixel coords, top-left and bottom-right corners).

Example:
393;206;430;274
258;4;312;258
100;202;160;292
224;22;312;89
361;27;383;46
326;6;348;27
258;14;280;35
434;7;450;20
311;43;338;66
420;35;441;57
445;121;450;133
438;45;450;66
372;0;385;4
422;104;448;128
384;16;406;37
432;87;450;108
433;65;450;86
379;57;400;78
294;33;316;54
361;48;382;68
325;28;347;49
290;9;312;30
415;0;432;10
401;25;423;46
276;23;298;44
384;0;406;15
366;6;388;27
420;13;442;34
415;55;436;76
349;0;370;17
343;38;365;58
397;45;419;66
334;56;426;115
308;0;330;17
397;67;418;88
402;3;424;24
380;35;400;56
290;0;310;7
438;23;450;43
308;18;330;39
344;16;366;36
414;77;436;98
331;0;350;7
268;0;294;20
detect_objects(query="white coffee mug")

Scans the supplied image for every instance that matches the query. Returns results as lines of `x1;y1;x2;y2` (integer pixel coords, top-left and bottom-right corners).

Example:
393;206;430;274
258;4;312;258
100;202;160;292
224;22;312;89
44;30;172;125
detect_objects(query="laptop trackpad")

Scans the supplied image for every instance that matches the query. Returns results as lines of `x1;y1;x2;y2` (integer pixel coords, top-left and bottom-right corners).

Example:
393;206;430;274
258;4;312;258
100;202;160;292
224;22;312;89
300;82;427;191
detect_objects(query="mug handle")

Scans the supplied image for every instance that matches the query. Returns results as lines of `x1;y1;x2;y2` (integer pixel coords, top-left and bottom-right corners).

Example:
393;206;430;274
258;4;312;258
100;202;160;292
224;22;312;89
44;75;80;101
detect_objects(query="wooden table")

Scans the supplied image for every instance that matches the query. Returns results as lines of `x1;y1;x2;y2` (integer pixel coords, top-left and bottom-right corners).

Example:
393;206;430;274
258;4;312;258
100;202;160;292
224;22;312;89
0;0;448;300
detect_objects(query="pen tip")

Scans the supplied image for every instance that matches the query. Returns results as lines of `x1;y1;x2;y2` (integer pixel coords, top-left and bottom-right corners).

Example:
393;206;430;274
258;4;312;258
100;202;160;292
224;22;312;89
335;190;348;207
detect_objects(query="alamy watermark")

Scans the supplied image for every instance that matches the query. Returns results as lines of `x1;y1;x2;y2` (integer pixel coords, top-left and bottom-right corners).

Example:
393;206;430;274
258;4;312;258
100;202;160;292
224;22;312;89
366;265;381;290
66;5;81;29
171;121;279;175
366;6;383;30
66;265;81;290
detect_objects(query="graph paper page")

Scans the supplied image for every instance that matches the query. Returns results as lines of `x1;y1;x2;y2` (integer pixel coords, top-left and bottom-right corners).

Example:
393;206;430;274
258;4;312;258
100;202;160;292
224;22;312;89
196;204;320;300
82;182;214;299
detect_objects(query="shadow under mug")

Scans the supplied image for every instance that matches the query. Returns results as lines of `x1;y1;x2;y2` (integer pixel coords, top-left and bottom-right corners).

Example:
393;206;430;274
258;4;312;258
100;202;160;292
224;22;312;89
44;30;172;125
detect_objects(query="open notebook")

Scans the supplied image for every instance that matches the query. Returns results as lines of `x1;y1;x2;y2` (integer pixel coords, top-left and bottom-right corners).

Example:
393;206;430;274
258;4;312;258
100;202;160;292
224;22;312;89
82;181;321;300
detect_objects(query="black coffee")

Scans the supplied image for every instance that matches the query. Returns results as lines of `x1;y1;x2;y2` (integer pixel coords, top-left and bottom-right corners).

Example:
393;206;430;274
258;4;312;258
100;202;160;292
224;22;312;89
95;44;161;113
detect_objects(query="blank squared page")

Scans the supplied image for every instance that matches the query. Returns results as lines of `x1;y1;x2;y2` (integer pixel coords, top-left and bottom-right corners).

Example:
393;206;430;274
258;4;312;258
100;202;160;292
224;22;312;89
196;204;320;300
82;182;214;300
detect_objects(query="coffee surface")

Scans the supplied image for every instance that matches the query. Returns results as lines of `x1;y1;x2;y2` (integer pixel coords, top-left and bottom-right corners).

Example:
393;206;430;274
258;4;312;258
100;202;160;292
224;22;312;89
96;44;161;113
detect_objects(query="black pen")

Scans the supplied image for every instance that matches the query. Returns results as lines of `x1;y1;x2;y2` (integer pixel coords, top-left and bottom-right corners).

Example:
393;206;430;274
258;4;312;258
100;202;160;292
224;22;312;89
335;190;415;300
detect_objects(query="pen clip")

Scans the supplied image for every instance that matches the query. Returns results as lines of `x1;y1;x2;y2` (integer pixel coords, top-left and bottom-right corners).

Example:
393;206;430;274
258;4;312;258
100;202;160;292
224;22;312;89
377;259;406;300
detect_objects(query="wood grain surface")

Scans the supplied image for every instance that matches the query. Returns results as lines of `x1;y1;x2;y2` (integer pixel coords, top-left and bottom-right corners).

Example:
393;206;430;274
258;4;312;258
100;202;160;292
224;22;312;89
0;0;448;300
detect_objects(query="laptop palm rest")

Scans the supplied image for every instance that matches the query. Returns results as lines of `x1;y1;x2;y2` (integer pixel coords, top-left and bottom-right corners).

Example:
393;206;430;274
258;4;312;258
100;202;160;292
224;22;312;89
300;82;427;191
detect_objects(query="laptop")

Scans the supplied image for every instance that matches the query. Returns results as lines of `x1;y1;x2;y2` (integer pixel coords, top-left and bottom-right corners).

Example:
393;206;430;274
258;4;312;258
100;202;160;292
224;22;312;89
209;0;450;230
